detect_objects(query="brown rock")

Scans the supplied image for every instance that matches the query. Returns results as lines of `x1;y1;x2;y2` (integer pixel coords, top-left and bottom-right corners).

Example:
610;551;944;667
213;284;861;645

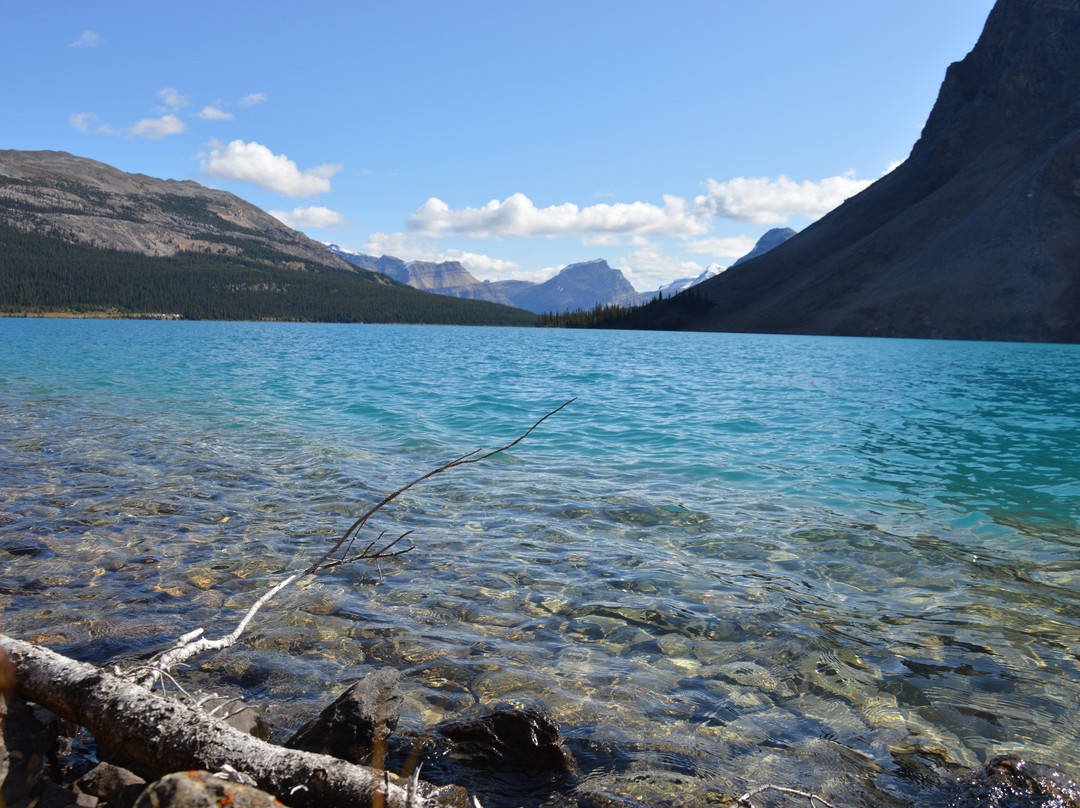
76;761;146;807
133;770;283;808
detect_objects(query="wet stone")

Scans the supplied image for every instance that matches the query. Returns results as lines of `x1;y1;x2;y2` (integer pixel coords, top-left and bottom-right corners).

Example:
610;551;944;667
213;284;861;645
949;754;1080;808
656;633;695;660
435;707;571;774
713;661;794;696
287;666;403;765
0;539;54;559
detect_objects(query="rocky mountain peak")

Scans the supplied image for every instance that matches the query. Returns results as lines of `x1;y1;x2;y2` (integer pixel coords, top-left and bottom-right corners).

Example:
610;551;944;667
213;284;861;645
731;227;797;267
0;149;355;272
615;0;1080;342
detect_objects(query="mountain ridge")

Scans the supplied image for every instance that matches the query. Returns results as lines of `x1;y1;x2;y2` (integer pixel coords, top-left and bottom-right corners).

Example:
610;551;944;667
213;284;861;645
0;150;535;325
327;228;795;314
614;0;1080;343
0;149;358;273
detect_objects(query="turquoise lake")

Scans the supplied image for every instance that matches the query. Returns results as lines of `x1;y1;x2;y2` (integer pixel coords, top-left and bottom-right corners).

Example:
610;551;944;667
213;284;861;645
2;319;1079;806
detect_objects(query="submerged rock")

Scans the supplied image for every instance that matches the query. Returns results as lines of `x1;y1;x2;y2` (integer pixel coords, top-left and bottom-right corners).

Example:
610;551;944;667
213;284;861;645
949;754;1080;808
434;707;571;774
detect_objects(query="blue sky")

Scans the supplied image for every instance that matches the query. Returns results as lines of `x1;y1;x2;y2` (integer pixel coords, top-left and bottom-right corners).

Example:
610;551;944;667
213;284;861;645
5;1;996;291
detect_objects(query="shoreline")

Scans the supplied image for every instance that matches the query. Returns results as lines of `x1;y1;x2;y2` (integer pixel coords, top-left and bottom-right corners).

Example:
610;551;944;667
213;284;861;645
0;310;182;320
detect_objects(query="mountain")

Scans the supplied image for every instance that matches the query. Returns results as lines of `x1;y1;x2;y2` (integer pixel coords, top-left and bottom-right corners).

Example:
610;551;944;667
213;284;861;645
506;259;642;313
326;244;514;305
0;150;534;325
329;244;644;314
652;265;725;299
730;227;796;267
641;230;793;301
2;150;358;273
617;0;1080;343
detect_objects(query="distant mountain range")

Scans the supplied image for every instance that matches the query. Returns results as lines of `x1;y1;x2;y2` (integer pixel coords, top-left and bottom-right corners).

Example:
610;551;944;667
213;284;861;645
326;246;645;313
0;150;533;325
615;0;1080;342
326;228;794;314
0;147;801;325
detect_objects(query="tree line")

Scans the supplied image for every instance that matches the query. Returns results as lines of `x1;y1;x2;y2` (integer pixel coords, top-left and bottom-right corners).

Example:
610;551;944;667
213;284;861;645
0;222;536;326
537;288;714;329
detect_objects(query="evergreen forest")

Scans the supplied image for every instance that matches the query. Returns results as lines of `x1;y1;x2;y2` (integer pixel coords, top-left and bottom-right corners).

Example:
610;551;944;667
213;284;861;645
0;222;536;326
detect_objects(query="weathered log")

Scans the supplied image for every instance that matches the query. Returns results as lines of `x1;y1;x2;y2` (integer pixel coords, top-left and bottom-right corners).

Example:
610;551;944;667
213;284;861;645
0;635;467;808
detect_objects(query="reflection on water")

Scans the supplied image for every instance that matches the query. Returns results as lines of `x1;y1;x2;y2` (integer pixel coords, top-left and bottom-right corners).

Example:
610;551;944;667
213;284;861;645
2;321;1080;807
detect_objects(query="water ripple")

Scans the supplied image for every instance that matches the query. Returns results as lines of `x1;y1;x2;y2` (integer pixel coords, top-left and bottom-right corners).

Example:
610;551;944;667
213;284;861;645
3;320;1080;805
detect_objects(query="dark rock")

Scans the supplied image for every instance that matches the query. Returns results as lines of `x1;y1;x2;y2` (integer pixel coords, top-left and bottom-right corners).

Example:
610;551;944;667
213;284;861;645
1;692;52;806
133;771;281;808
286;667;403;765
76;762;146;808
0;539;54;559
950;753;1080;808
195;695;269;740
38;779;97;807
434;707;571;774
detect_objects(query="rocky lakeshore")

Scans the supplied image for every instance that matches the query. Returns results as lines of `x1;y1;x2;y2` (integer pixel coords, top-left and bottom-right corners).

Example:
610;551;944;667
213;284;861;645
4;639;1080;808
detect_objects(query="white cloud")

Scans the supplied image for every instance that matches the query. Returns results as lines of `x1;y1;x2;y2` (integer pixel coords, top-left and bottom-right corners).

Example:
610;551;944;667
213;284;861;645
70;112;97;133
156;87;190;112
200;140;342;197
269;206;346;229
438;249;521;278
130;114;186;140
197;104;234;121
685;235;759;260
239;93;268;107
360;232;523;280
581;234;624;247
362;231;434;258
406;192;709;239
70;30;100;48
693;172;874;225
616;242;706;292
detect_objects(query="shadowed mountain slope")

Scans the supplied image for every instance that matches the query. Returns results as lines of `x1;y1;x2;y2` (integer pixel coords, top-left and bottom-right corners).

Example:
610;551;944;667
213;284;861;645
618;0;1080;342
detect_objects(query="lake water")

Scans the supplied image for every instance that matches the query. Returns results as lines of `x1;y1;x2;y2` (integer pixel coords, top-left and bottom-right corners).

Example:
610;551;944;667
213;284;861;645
2;319;1079;807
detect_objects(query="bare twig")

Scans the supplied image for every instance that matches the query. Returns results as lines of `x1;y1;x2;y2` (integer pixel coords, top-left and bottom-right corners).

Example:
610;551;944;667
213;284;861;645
306;397;576;576
131;398;575;689
736;784;842;808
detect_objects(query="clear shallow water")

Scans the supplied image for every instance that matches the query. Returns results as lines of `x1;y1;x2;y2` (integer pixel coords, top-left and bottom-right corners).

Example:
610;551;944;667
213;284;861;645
2;319;1079;806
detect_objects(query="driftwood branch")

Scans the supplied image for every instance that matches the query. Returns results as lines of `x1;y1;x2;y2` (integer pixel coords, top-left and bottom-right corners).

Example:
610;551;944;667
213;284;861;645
130;398;575;688
736;784;842;808
306;397;577;575
2;634;465;808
